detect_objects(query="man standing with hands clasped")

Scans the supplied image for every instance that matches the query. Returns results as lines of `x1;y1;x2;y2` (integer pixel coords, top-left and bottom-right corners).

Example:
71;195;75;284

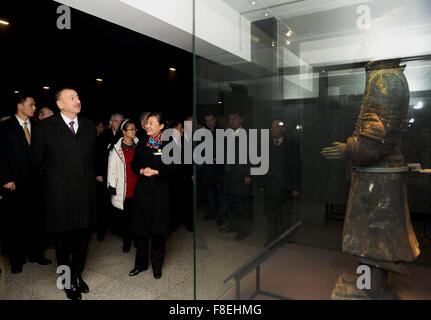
31;88;99;300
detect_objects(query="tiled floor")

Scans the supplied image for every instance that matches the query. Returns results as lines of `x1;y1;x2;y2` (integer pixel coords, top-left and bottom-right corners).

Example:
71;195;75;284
0;227;195;300
1;206;430;300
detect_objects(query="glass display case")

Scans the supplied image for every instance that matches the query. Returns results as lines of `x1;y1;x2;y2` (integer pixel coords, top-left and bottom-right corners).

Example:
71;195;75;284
194;0;431;300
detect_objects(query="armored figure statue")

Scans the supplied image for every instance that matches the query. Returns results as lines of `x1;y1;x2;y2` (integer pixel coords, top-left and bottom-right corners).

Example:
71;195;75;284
322;59;420;299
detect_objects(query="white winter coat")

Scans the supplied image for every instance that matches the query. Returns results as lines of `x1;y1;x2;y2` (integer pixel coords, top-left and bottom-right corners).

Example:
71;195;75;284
107;137;139;210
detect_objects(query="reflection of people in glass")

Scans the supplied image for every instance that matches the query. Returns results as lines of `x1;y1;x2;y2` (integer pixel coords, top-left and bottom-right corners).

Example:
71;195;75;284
219;111;252;241
259;119;302;246
202;113;224;222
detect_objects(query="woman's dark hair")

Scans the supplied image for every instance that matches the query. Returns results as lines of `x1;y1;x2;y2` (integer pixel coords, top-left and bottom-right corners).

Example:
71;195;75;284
108;119;135;151
147;112;166;128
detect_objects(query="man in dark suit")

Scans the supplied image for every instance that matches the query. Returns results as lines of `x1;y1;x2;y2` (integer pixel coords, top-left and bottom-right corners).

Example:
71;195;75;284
259;119;302;246
169;119;193;232
0;94;51;274
136;111;150;143
219;111;252;241
31;88;98;300
202;112;224;222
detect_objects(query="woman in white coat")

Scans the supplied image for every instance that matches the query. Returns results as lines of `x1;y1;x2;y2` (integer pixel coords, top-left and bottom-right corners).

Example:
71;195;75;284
107;119;139;252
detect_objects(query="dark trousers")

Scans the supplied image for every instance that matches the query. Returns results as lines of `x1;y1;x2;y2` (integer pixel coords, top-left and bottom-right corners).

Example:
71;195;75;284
171;179;193;232
95;181;109;237
2;189;44;266
223;192;252;234
205;183;223;218
54;228;90;275
134;235;166;272
111;197;133;243
121;197;133;243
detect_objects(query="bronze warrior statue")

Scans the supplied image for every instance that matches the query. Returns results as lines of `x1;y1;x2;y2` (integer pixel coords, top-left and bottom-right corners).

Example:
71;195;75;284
322;59;420;299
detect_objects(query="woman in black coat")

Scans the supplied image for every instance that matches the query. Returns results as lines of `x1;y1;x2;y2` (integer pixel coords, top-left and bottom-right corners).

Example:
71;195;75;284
129;112;175;279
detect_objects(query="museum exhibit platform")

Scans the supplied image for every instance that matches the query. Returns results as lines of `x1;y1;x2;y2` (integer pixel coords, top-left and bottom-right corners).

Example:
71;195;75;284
220;243;431;300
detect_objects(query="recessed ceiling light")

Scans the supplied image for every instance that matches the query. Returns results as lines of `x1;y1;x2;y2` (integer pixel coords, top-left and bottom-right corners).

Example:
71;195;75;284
43;86;50;90
218;101;223;104
169;67;176;72
264;13;269;17
286;30;293;37
96;78;103;82
251;1;256;5
0;19;9;26
14;90;19;94
285;40;291;45
414;101;424;109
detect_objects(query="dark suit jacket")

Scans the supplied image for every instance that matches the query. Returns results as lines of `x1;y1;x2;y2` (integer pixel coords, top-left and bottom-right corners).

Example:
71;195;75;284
96;129;117;178
31;112;98;233
260;136;302;199
136;127;148;145
223;128;251;196
0;116;33;194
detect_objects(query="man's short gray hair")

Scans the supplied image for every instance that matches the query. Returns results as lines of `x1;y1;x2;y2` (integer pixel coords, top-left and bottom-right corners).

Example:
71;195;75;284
140;112;151;122
110;113;124;121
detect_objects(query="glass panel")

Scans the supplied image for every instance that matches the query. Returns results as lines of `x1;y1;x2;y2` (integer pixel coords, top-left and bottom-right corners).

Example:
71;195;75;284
194;0;431;300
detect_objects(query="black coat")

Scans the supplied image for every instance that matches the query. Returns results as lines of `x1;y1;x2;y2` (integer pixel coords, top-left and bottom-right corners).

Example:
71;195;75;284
201;127;223;185
30;113;98;233
260;136;302;199
130;138;176;237
0;116;33;193
136;127;148;145
223;129;252;196
96;129;117;178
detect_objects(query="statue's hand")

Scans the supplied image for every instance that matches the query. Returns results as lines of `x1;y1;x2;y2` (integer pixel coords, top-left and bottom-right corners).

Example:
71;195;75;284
321;142;347;159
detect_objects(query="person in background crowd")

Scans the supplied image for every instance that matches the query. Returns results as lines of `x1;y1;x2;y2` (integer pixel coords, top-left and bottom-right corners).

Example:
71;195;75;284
129;112;176;279
31;88;98;300
38;107;54;121
202;112;224;222
96;120;105;137
218;114;225;129
183;116;194;230
107;119;139;253
97;113;124;238
94;119;107;240
168;119;192;232
0;94;51;274
219;110;252;241
137;111;151;143
259;119;302;246
100;113;124;150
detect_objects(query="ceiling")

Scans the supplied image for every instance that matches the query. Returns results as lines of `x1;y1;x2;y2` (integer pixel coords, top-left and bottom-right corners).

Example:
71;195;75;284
221;0;373;22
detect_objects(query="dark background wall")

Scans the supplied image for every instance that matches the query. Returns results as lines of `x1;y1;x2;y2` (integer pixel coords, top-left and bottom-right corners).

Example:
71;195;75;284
0;0;193;122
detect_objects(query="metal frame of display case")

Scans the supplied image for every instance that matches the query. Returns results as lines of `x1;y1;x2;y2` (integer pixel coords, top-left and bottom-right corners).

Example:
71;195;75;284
224;221;303;300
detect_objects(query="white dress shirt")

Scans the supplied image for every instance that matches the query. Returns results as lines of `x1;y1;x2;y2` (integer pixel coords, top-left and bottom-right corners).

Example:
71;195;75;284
60;112;79;133
274;137;284;147
15;115;31;134
173;137;181;149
